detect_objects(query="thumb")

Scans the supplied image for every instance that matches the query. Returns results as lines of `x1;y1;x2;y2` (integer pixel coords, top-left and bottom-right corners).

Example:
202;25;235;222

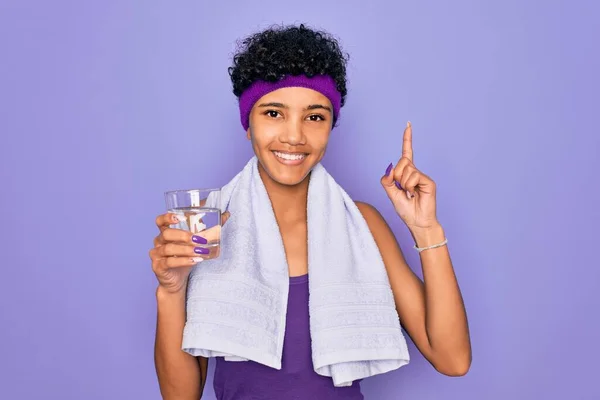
198;211;230;244
221;211;231;226
381;162;401;196
381;163;413;203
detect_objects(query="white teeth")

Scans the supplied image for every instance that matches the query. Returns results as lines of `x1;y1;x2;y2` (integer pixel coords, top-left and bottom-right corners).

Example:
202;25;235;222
273;151;306;161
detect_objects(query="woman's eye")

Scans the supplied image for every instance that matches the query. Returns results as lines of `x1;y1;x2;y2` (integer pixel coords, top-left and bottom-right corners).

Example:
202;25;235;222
308;114;325;121
266;110;280;118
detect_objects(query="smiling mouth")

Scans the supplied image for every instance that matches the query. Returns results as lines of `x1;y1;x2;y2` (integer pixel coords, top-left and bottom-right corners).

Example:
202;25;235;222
272;150;308;161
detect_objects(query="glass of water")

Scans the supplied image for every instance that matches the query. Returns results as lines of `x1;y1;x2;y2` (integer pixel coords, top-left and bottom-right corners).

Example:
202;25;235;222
164;188;222;259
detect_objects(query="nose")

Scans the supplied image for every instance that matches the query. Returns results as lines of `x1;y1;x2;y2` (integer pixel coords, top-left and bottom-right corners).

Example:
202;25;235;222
280;118;306;146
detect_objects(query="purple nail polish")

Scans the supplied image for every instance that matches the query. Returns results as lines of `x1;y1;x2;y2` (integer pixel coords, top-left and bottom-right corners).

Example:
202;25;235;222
192;235;207;244
385;162;393;176
386;162;402;189
194;247;209;254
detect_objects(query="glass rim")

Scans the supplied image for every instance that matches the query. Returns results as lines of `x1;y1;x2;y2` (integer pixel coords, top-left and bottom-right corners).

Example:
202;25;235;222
164;187;221;196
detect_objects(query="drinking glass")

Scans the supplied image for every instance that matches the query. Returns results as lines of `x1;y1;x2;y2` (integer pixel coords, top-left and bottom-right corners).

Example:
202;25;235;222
164;188;222;259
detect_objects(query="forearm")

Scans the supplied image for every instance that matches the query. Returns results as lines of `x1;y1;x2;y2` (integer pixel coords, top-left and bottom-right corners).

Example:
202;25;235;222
155;286;202;399
411;223;471;374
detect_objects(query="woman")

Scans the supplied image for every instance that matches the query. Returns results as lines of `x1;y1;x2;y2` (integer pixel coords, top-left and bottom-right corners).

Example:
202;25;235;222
150;24;471;399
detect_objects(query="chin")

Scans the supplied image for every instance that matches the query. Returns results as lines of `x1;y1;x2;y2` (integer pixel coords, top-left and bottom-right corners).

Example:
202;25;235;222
259;150;316;186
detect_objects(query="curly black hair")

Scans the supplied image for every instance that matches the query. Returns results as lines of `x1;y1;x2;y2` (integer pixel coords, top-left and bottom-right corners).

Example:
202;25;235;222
228;23;349;108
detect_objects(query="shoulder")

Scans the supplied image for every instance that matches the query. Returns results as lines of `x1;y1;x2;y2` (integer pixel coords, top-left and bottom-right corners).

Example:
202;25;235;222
354;201;393;238
354;201;408;267
355;201;386;227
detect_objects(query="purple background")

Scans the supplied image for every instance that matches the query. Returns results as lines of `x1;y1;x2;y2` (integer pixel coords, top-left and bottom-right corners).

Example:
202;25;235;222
1;1;598;399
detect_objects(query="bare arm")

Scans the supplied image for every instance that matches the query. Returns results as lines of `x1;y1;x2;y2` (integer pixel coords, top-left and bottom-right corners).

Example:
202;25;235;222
155;286;207;399
356;201;471;376
151;211;229;398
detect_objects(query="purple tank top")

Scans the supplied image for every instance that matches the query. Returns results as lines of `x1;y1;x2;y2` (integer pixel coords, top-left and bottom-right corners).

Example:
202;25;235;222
213;274;363;399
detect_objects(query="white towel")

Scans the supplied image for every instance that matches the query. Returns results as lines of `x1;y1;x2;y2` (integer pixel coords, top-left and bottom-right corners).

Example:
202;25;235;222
182;156;410;387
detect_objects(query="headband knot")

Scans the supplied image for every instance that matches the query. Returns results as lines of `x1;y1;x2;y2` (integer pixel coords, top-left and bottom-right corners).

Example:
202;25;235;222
238;74;341;130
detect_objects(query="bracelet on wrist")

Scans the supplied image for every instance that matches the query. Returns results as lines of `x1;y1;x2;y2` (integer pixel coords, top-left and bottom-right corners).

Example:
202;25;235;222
413;237;448;253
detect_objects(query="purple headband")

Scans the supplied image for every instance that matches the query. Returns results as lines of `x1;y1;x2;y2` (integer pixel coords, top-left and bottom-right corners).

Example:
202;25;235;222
238;74;341;130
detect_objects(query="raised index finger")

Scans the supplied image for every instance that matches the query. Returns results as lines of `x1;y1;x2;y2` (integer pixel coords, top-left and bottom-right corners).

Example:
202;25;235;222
402;121;413;162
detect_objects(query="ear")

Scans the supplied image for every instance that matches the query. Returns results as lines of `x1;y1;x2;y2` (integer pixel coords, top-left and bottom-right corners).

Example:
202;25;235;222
246;127;251;140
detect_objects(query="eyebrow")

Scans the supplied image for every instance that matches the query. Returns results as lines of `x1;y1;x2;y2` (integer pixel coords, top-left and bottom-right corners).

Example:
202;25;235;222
257;102;332;113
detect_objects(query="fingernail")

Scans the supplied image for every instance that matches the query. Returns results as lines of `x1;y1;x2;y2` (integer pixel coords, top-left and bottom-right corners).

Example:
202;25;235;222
191;257;203;263
407;121;411;127
192;235;207;244
395;181;402;189
406;190;412;199
172;214;184;223
385;162;393;176
194;247;209;254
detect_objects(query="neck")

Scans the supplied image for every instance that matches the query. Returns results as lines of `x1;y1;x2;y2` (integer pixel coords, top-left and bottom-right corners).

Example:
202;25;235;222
257;162;309;222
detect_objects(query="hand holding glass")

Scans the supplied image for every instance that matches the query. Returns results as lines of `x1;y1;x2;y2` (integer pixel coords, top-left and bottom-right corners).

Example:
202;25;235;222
165;188;222;260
